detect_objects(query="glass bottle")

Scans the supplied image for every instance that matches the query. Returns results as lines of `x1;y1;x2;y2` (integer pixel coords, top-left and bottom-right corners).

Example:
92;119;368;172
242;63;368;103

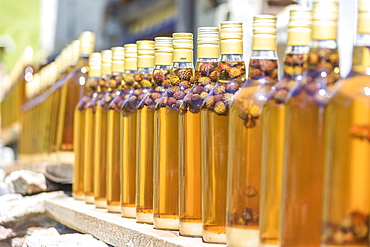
121;41;154;218
56;32;95;164
281;2;341;246
226;16;278;247
136;37;173;224
119;44;138;217
201;22;246;243
73;52;101;200
322;1;370;246
94;50;112;209
106;47;125;213
153;33;194;230
179;27;219;237
84;52;107;205
260;10;311;247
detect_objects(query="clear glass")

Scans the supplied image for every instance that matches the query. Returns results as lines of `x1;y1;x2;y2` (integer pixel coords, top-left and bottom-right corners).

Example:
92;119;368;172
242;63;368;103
136;64;171;224
106;72;124;213
226;50;278;246
121;67;153;218
107;71;134;214
179;57;218;236
281;39;341;247
201;54;246;243
260;46;309;246
56;56;89;157
94;74;111;209
72;77;98;200
322;36;370;247
153;61;194;230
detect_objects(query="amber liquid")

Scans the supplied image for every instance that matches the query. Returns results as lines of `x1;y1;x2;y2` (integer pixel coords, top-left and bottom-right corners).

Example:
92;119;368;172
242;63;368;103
84;108;95;202
260;100;284;245
323;74;370;247
136;106;155;220
153;108;179;227
94;105;108;206
121;110;137;215
179;111;202;229
73;108;85;199
49;87;62;154
201;109;228;240
106;110;121;211
281;47;340;247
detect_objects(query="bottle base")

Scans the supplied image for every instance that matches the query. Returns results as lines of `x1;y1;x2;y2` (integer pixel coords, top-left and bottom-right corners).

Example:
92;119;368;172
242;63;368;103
154;217;179;230
226;226;259;247
260;244;279;247
202;229;226;244
84;195;95;204
107;205;121;213
179;221;202;237
136;212;153;224
95;199;107;209
121;206;136;218
73;194;85;201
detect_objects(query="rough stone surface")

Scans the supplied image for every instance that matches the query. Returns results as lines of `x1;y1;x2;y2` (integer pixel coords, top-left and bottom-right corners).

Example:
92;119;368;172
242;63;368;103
0;168;6;182
0;182;11;196
22;233;108;247
5;170;47;195
0;191;64;225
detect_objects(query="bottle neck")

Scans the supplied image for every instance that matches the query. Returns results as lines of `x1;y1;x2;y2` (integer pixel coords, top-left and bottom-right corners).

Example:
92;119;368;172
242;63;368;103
136;67;154;88
351;33;370;75
75;55;89;71
310;39;337;49
122;70;136;89
220;54;244;62
248;50;278;84
152;65;171;88
110;72;123;90
282;46;310;79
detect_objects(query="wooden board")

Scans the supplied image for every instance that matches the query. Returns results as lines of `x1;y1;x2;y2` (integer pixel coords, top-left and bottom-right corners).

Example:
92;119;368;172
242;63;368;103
45;197;226;247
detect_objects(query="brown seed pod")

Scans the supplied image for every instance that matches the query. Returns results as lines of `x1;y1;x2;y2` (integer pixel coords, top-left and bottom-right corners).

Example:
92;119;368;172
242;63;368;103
184;88;191;94
189;76;195;84
214;101;226;115
214;94;223;102
177;69;192;81
248;104;260;118
167;97;176;106
162;79;171;87
198;76;211;86
249;59;259;67
249;69;262;79
174;91;185;100
205;96;214;107
223;93;234;105
138;94;145;101
142;80;152;87
218;62;231;73
170;75;180;85
151;92;161;99
134;74;144;82
199;63;215;75
191;94;201;101
214;85;226;94
145;97;152;105
153;72;165;83
260;60;277;72
129;95;137;102
179;80;190;88
228;67;242;78
200;91;208;99
168;86;180;94
209;71;218;81
193;85;204;94
226;83;239;93
238;108;249;120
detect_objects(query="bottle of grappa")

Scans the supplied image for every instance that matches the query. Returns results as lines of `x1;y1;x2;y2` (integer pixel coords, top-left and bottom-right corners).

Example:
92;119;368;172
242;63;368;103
259;9;311;246
73;52;101;200
153;33;194;230
201;22;246;244
136;37;173;224
56;32;95;165
226;15;278;247
106;47;125;213
281;2;340;246
179;27;219;237
121;40;154;218
322;1;370;246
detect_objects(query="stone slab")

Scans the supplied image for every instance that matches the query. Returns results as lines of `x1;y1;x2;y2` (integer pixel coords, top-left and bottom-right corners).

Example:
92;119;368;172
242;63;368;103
45;198;226;247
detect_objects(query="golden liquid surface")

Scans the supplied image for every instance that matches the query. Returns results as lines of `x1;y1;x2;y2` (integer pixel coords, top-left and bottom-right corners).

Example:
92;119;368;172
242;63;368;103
201;109;228;235
121;111;137;209
84;108;95;198
153;108;179;220
282;90;326;247
136;106;155;215
94;105;108;202
260;100;284;245
107;110;121;208
323;76;370;246
179;111;202;224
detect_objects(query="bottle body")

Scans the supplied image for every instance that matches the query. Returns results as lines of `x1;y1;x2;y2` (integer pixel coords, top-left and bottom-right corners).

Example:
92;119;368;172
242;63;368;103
179;59;217;236
202;56;245;243
106;73;123;213
322;45;370;247
136;65;171;224
260;46;309;246
154;63;194;230
226;51;278;247
281;43;340;247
